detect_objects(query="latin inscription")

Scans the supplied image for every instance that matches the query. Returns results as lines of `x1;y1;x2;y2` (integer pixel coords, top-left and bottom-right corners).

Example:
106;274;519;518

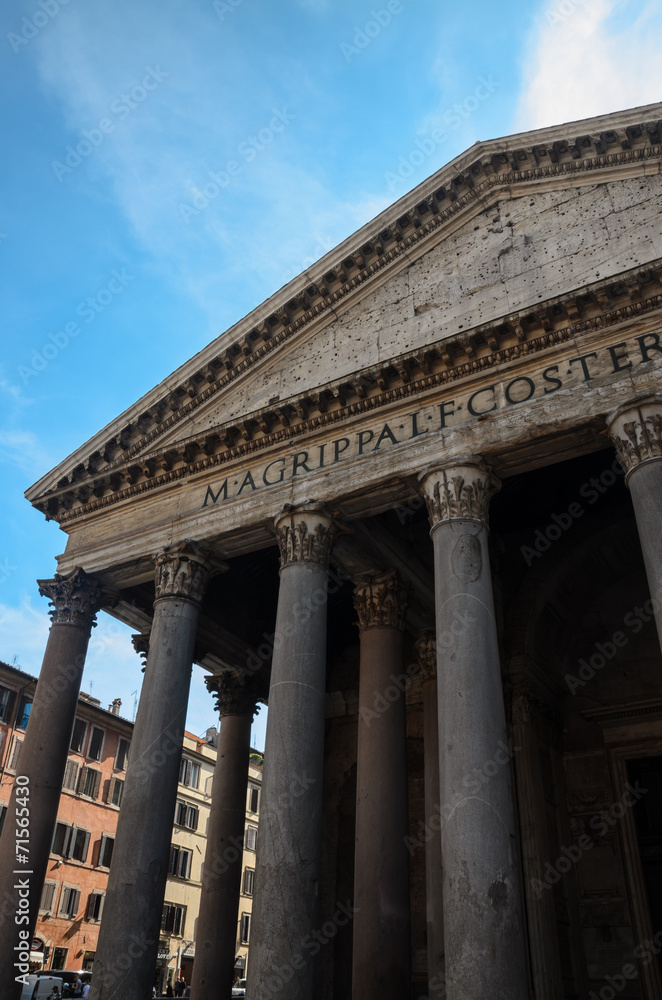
201;332;661;508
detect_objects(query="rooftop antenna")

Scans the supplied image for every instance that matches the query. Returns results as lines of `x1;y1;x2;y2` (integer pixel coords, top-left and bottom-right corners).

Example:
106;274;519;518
130;690;138;722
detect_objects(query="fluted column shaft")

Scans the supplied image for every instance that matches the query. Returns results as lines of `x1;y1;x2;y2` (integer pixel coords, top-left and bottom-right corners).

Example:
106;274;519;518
191;677;260;1000
248;504;337;1000
511;689;563;1000
419;458;528;1000
415;633;445;1000
352;571;410;1000
0;570;103;1000
608;396;662;648
91;541;224;1000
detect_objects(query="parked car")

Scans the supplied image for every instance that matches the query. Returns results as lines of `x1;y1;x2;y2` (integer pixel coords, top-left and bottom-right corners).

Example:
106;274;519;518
20;975;64;1000
231;980;247;997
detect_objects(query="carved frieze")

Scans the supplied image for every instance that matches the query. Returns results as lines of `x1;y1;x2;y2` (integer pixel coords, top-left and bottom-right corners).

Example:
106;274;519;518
153;539;227;604
37;567;104;630
607;395;662;478
353;570;408;631
419;457;500;528
414;631;437;681
275;503;337;569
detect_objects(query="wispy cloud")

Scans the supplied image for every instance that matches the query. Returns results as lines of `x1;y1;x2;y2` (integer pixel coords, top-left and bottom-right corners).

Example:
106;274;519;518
514;0;662;131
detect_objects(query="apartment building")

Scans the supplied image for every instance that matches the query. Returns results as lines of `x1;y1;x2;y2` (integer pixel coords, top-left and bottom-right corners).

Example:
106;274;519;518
0;661;262;985
0;660;131;971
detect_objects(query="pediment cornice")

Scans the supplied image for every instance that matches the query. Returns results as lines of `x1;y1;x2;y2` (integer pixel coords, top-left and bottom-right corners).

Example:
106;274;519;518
33;260;662;524
26;105;662;521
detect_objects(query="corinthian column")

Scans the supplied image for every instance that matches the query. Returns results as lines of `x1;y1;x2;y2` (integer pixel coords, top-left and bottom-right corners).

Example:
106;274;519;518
248;503;337;1000
91;541;225;1000
607;395;662;647
352;570;410;999
415;632;445;1000
419;458;528;1000
0;569;103;1000
191;673;262;1000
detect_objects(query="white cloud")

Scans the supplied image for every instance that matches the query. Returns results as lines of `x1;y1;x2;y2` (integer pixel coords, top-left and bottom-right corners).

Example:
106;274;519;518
0;428;56;477
514;0;662;131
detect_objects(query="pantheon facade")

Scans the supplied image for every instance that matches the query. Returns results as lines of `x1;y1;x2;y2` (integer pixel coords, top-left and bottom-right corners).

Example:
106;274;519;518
2;102;662;1000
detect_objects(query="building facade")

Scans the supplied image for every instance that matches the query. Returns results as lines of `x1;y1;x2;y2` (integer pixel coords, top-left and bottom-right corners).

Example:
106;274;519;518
0;663;261;989
1;103;662;1000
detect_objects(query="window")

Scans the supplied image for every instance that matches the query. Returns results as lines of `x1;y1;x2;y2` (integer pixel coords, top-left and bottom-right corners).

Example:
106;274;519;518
240;913;251;943
62;760;78;791
7;736;22;772
175;801;198;831
0;685;16;723
108;776;124;807
242;868;255;895
82;951;95;972
70;718;87;754
0;804;6;836
52;822;71;857
77;766;101;800
161;903;186;937
52;822;90;862
16;696;32;730
244;826;257;851
69;827;90;863
178;758;200;789
115;737;130;771
51;948;67;971
168;845;192;880
98;835;114;868
40;881;56;913
87;726;104;761
248;786;259;813
58;886;80;919
87;892;104;922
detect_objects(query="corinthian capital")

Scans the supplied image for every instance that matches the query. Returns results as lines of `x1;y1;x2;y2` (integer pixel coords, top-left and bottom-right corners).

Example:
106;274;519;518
418;456;500;529
353;570;408;631
153;540;227;604
37;567;104;630
607;395;662;480
414;631;436;681
275;502;337;569
206;672;264;718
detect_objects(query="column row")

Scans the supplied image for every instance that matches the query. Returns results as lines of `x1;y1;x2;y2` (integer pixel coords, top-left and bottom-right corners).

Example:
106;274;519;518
1;395;660;1000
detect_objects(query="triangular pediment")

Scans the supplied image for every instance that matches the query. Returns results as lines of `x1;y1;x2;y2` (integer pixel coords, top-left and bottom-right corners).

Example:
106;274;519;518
27;102;662;524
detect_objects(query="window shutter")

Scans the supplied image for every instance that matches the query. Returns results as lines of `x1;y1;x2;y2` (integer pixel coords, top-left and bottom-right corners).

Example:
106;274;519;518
76;766;87;794
92;770;101;800
63;760;78;791
71;889;80;917
81;830;90;863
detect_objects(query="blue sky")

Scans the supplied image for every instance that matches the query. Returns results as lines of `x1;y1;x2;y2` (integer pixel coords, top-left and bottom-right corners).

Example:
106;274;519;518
1;0;661;748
